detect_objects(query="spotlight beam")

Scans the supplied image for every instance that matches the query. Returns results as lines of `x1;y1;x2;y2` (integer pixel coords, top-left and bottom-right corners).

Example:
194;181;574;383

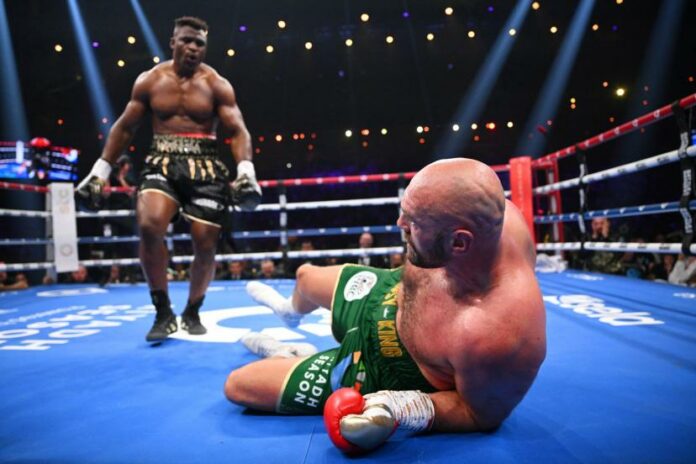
433;0;531;158
66;0;114;140
129;0;164;59
0;0;29;140
515;0;595;157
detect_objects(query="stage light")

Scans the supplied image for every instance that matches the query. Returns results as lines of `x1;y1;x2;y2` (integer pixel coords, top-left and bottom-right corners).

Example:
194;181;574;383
592;24;599;31
117;59;125;67
362;141;369;148
360;13;369;22
616;0;623;4
473;135;480;142
509;29;516;36
345;130;353;138
471;123;478;130
445;7;454;16
345;38;353;47
386;35;395;44
615;87;625;97
266;45;274;53
226;49;235;57
305;42;313;50
55;44;63;52
101;117;108;124
57;118;64;125
275;134;282;142
292;134;299;140
419;138;426;144
129;0;164;59
452;124;460;131
570;103;576;109
127;36;136;44
570;97;576;103
277;20;286;29
152;56;160;63
360;129;370;136
92;41;99;48
550;26;558;34
486;122;496;130
532;2;540;10
468;30;476;38
416;126;424;133
239;25;247;32
381;128;388;135
689;76;694;82
602;81;609;87
254;148;260;154
286;163;292;169
507;121;514;128
426;33;435;41
258;136;265;142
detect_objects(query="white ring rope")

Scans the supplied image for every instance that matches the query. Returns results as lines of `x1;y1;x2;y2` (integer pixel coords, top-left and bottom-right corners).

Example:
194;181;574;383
536;242;696;254
0;246;405;272
534;144;696;194
0;196;402;219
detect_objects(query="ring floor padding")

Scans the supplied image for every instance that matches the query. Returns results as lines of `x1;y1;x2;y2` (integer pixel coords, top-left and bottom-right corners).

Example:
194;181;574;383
1;271;695;463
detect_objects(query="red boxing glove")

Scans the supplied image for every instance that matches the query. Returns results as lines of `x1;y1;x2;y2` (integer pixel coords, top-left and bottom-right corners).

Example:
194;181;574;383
323;388;397;454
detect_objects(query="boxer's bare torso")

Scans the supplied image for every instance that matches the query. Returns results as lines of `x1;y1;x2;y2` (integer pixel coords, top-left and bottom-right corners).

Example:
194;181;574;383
132;61;223;135
397;201;546;430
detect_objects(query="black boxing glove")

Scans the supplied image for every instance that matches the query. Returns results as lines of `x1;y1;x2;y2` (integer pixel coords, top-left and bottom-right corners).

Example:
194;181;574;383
231;160;262;211
75;158;112;210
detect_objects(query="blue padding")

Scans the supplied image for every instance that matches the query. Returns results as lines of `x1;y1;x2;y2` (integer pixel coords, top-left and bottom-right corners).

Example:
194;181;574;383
0;273;695;463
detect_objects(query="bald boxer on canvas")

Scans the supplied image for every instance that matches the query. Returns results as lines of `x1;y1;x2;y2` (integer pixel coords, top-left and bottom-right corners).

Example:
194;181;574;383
224;158;546;452
76;16;261;342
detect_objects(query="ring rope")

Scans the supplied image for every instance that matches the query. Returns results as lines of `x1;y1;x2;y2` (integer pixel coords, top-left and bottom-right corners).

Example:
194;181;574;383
533;92;696;167
0;225;402;247
535;200;696;224
533;144;696;195
0;197;403;219
537;242;696;255
0;246;404;271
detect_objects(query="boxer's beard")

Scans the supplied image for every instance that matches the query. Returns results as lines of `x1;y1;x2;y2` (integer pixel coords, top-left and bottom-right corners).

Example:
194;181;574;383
406;231;448;268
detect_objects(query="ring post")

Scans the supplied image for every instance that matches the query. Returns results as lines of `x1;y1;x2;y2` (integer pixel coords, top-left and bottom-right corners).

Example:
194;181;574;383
510;156;536;244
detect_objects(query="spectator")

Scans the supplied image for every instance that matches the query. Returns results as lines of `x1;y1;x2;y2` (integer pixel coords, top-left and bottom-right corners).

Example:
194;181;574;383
649;254;676;281
0;261;29;291
356;232;387;268
222;260;251;280
259;259;279;279
618;238;654;279
105;264;123;284
586;217;623;274
668;255;696;286
389;252;404;268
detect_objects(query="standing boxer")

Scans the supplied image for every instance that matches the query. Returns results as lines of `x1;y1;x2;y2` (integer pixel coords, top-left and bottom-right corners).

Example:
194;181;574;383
76;17;261;342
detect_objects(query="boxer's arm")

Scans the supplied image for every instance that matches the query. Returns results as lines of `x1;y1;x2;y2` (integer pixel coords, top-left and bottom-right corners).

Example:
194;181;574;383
214;77;252;164
100;72;150;164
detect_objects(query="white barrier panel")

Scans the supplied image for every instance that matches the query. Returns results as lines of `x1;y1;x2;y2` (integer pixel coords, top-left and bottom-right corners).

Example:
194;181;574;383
50;183;78;272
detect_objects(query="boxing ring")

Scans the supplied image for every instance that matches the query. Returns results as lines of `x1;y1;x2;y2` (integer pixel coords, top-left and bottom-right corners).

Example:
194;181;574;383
1;94;696;463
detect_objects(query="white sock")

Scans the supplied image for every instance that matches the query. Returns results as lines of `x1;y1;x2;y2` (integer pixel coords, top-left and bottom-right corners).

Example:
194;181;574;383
246;281;304;328
241;332;318;358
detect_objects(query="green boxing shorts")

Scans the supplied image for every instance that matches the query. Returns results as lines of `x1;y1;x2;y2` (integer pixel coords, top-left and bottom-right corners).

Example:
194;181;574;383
276;264;436;414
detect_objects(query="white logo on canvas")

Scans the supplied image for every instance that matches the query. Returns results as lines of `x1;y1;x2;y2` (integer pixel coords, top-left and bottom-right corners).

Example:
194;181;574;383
344;271;378;301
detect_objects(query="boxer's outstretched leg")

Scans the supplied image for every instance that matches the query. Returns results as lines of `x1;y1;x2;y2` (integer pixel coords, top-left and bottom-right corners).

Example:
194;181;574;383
246;264;343;327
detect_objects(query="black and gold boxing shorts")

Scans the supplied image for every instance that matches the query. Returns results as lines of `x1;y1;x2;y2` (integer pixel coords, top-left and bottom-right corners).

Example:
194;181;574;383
139;133;231;227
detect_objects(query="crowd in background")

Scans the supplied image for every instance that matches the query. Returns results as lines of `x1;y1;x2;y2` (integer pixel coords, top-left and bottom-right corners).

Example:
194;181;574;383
2;159;695;290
